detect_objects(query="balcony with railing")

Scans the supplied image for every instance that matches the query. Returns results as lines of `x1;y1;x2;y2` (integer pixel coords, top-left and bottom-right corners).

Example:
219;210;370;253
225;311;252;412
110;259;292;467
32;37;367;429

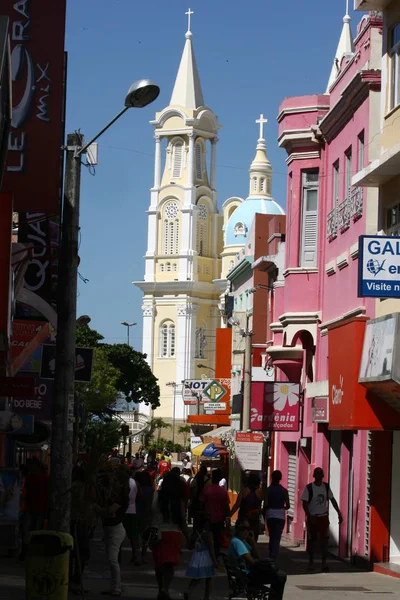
326;186;364;240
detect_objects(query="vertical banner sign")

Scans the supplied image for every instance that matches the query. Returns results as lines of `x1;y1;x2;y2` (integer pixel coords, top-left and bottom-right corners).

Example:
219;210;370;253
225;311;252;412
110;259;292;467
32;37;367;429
1;1;67;213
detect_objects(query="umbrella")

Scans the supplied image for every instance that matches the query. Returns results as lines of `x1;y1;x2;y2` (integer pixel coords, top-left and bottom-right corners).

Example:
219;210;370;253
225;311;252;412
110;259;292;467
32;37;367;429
192;442;220;458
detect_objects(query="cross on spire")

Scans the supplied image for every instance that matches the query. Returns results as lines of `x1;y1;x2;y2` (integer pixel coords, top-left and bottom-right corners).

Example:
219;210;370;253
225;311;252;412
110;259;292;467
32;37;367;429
256;114;268;140
186;8;194;33
345;0;349;15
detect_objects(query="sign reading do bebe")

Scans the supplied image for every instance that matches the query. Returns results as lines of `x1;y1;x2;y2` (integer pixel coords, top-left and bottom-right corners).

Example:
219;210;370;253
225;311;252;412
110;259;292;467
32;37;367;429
358;235;400;298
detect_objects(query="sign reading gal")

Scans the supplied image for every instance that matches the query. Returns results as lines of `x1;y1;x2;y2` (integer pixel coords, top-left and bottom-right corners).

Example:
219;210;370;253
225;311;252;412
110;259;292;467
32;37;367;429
358;235;400;298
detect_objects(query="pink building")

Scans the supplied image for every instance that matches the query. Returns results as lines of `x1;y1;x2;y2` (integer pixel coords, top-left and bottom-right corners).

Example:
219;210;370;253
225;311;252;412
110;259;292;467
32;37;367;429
268;12;388;562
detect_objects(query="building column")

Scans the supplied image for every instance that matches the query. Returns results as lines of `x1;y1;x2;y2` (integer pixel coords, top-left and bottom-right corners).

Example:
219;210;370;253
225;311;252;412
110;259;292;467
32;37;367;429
144;207;157;281
175;302;199;418
188;133;195;188
153;134;161;188
141;302;156;417
210;137;217;190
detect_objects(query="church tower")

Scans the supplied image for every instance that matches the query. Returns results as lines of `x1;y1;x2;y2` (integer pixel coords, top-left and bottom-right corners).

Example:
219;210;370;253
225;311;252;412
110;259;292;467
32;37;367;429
134;10;223;428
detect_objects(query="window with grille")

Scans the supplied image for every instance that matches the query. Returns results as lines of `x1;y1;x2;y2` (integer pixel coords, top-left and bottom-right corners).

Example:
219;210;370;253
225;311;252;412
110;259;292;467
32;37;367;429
172;141;183;178
386;202;400;235
300;170;319;267
163;201;179;255
197;203;208;257
160;321;175;358
195;142;203;180
195;326;207;359
390;22;400;110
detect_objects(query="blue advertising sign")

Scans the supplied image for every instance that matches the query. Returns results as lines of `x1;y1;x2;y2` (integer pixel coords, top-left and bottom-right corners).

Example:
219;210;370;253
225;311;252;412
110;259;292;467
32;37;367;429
358;235;400;298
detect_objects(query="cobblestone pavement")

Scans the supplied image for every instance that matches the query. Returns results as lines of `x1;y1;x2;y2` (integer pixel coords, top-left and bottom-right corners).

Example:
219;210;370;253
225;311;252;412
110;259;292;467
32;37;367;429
0;534;398;599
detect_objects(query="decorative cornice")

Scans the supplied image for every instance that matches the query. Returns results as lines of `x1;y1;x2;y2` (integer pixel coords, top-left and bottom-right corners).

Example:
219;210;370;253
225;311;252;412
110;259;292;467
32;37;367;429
325;261;336;276
279;311;321;328
319;305;366;334
286;151;320;165
336;252;349;270
277;105;330;123
142;304;156;317
177;303;199;317
350;243;359;259
283;267;318;277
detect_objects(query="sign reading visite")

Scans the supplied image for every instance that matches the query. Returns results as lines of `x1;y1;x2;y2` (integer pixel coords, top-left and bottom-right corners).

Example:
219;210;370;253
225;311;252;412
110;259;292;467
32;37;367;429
358;235;400;298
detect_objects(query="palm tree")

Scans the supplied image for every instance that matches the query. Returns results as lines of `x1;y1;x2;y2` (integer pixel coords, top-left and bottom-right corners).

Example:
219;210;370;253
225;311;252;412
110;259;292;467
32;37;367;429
178;424;191;450
143;417;171;447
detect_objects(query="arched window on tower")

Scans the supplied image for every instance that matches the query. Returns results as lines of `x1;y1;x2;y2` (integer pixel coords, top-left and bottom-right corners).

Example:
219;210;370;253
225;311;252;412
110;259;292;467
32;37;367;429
160;321;175;358
163;201;179;255
172;141;183;178
196;203;209;257
195;326;207;359
253;177;257;192
260;178;265;192
195;141;203;180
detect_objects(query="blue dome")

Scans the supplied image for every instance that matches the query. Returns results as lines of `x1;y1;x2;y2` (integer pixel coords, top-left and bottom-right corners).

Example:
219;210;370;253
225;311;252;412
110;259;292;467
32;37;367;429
225;197;285;247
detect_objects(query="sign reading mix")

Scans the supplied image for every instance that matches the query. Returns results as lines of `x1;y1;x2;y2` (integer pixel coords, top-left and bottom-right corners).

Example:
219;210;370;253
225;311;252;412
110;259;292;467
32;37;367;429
358;235;400;298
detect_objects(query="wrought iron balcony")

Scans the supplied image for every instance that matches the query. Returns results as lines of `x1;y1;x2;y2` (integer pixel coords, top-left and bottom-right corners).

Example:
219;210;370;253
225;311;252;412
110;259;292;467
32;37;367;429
326;186;363;240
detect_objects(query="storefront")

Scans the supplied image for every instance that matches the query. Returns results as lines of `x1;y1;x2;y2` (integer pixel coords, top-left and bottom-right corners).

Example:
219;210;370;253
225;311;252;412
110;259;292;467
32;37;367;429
328;316;400;565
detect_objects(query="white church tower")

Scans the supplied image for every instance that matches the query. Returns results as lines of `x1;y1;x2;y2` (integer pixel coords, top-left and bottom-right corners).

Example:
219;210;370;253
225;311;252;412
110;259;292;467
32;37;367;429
134;10;224;430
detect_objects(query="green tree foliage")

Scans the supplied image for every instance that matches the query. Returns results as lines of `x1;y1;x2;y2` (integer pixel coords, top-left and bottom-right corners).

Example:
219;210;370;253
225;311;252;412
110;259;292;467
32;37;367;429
85;419;122;456
76;324;160;415
143;417;171;447
178;424;191;449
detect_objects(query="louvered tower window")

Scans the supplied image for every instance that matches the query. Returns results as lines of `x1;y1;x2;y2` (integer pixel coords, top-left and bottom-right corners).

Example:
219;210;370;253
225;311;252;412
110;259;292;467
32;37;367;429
300;171;319;267
163;201;179;255
196;203;208;257
172;141;183;178
160;321;176;358
195;142;203;180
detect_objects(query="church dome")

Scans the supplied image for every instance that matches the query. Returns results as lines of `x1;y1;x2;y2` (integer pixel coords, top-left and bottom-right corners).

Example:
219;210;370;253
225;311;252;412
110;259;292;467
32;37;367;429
224;115;284;247
225;197;284;246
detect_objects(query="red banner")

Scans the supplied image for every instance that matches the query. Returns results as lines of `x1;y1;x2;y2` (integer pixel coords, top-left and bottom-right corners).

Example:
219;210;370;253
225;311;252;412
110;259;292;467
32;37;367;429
250;382;300;432
1;1;66;213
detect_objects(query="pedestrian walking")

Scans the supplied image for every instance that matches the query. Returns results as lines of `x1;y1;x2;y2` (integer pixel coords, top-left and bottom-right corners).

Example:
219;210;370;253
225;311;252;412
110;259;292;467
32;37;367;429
184;511;218;600
230;473;263;541
200;468;230;558
151;470;189;600
228;519;287;600
301;467;342;572
158;455;171;480
123;468;140;565
189;465;209;527
98;468;130;597
134;470;154;564
265;470;290;559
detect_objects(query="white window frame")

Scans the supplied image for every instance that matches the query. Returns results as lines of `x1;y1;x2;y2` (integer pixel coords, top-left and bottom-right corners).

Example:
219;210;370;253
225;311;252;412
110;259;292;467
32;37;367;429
172;141;183;178
386;201;400;236
163;201;179;255
390;22;400;110
195;142;203;180
300;171;319;268
159;321;176;358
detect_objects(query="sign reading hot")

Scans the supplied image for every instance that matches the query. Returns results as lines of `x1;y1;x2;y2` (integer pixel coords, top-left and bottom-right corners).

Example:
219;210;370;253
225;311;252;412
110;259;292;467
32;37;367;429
1;1;67;213
251;382;300;432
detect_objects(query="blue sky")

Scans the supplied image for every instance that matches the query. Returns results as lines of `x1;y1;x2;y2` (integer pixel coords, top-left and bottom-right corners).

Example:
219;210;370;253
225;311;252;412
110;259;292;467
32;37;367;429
66;0;363;348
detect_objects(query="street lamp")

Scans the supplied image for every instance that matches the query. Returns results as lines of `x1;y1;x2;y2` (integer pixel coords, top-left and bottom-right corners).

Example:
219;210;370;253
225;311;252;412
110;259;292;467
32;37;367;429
197;363;215;372
121;321;137;346
166;381;177;444
49;79;160;534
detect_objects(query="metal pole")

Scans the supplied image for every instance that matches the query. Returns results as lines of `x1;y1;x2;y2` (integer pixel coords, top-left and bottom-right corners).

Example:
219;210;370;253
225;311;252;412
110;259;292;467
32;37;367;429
127;326;130;346
76;107;129;157
49;132;83;533
242;329;253;432
172;384;176;445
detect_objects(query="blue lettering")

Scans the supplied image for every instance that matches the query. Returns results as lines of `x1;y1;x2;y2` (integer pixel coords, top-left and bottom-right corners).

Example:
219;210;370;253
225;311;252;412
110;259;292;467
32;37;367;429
389;265;397;274
382;241;395;255
368;240;380;255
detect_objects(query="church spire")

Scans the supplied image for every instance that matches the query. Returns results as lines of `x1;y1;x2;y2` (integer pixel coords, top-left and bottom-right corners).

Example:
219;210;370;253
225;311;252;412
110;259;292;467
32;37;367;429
248;114;272;198
170;8;205;109
326;1;354;92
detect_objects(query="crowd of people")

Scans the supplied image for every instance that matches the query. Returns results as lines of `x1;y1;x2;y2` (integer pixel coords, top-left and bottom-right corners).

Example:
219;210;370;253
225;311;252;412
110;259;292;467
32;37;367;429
16;449;342;599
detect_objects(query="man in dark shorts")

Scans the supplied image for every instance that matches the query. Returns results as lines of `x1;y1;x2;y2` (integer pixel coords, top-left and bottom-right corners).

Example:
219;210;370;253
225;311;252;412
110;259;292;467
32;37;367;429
301;467;342;572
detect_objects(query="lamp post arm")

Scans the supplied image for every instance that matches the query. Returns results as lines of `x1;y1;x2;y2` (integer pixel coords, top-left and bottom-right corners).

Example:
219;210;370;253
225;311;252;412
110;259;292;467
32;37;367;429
75;106;129;157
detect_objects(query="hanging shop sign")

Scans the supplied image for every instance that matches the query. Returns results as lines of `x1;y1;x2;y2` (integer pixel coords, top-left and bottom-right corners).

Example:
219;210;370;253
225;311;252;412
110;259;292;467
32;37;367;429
183;379;211;405
312;397;329;423
12;375;53;421
0;411;34;434
358;235;400;298
40;345;93;382
235;432;264;471
1;0;67;213
250;382;300;432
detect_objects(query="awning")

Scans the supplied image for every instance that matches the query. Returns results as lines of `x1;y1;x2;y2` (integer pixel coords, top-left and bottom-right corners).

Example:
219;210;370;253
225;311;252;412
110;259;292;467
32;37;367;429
201;426;231;441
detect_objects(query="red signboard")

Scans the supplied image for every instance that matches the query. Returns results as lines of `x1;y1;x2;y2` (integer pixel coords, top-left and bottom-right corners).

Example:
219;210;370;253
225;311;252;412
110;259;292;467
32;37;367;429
1;1;67;213
251;382;300;432
11;320;46;360
0;376;35;398
235;432;264;443
312;397;329;423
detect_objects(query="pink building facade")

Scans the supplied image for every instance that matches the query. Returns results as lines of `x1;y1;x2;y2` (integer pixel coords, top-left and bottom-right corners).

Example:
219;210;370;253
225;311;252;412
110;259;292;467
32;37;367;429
269;13;384;562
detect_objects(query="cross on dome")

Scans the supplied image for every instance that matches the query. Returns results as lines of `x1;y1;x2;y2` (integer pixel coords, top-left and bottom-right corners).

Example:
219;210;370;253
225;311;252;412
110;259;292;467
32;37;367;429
186;8;194;33
256;114;268;140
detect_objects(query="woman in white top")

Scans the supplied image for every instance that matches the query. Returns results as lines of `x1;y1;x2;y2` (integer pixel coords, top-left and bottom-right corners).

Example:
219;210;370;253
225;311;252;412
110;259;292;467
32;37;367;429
123;472;140;564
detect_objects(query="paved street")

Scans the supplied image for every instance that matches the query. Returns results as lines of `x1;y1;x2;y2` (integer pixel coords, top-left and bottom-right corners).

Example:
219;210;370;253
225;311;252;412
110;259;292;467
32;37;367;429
0;534;398;599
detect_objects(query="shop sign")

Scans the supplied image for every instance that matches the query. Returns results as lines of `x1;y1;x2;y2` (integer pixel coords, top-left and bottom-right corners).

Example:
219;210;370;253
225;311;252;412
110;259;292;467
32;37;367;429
312;397;329;423
250;382;300;432
1;0;66;213
358;235;400;298
40;345;93;382
204;402;226;411
235;432;264;471
203;380;227;402
0;469;21;522
0;376;35;398
0;411;34;434
183;379;211;405
12;375;53;421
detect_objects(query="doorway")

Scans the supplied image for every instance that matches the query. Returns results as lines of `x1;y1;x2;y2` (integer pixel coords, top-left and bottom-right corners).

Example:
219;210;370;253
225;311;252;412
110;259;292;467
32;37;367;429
329;431;341;550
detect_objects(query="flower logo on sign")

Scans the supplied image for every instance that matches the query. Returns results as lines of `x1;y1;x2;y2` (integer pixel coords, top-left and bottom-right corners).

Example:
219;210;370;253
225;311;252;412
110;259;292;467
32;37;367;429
265;383;300;411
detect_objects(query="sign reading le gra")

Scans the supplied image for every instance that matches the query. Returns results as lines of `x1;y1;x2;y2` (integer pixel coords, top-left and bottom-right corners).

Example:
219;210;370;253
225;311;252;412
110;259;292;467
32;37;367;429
358;235;400;298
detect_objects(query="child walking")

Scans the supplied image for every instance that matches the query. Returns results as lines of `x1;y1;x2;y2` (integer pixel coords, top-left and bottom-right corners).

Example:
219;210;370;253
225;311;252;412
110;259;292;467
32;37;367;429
184;512;218;600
